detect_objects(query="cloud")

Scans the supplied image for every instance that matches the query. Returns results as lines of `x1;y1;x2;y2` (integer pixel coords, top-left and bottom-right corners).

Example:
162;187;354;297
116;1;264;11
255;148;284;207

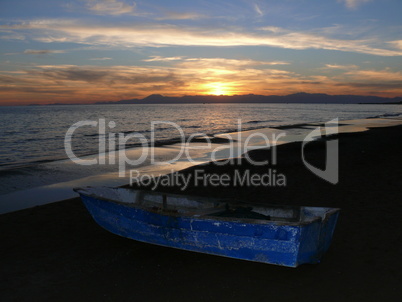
389;40;402;50
253;4;263;17
143;56;290;66
0;64;186;104
2;20;401;57
0;32;25;40
0;86;76;94
31;66;109;83
0;61;297;104
333;69;402;94
344;69;402;81
337;82;402;89
26;61;292;86
23;49;65;55
259;26;286;33
25;65;184;87
0;74;31;84
338;0;371;10
143;56;186;62
179;58;290;68
156;12;206;20
324;64;359;69
2;62;402;104
89;57;112;60
86;0;136;16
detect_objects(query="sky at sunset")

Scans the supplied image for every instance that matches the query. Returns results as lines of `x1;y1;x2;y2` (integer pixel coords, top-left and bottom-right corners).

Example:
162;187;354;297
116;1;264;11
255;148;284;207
1;0;402;105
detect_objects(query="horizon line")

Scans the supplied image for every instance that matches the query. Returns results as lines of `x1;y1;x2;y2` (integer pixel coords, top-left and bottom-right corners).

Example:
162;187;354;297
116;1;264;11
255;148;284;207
1;92;402;107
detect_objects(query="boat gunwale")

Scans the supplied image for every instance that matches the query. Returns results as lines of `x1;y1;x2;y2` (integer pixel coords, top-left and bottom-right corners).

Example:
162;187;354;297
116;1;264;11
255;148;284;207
74;187;340;226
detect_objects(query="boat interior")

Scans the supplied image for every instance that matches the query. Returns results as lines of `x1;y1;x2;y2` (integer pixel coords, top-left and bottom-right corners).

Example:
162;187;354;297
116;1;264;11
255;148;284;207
77;187;336;224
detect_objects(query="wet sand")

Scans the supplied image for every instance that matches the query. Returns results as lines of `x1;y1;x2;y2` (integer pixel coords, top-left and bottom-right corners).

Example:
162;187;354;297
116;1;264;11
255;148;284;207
1;124;402;301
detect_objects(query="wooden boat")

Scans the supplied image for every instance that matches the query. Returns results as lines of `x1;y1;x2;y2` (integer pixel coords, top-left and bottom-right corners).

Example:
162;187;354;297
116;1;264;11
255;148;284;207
74;187;340;267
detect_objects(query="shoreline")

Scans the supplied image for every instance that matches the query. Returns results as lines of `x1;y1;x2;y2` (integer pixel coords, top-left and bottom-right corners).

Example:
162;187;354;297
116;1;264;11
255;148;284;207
1;117;402;214
1;121;401;300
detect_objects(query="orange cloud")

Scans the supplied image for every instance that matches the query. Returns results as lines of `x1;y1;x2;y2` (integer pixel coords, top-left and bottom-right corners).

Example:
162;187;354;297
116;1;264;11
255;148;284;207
1;61;402;105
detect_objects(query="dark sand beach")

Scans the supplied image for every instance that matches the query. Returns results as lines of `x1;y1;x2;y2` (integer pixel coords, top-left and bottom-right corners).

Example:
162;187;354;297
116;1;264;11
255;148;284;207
1;124;402;301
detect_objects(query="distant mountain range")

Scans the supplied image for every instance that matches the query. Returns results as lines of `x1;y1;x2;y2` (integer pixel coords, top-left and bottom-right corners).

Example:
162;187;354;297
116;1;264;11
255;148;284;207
95;93;402;105
25;93;402;106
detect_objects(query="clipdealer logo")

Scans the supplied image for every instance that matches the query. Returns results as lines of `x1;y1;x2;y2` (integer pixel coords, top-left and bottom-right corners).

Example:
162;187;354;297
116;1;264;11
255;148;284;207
129;168;286;191
64;118;339;184
302;119;339;184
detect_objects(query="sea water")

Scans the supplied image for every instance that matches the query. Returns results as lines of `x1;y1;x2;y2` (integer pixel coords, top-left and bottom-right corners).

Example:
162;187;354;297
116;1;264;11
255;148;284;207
1;103;402;213
1;103;401;169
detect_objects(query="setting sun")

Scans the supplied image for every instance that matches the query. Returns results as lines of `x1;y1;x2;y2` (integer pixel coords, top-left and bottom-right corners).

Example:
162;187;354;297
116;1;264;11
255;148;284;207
206;82;231;95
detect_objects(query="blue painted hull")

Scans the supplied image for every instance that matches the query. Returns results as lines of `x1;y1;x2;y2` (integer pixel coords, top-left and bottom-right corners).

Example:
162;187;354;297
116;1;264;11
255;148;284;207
76;188;339;267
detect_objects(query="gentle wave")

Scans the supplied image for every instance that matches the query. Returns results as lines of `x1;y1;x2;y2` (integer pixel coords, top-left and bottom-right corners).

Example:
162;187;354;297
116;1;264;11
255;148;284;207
245;120;270;124
368;112;402;119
